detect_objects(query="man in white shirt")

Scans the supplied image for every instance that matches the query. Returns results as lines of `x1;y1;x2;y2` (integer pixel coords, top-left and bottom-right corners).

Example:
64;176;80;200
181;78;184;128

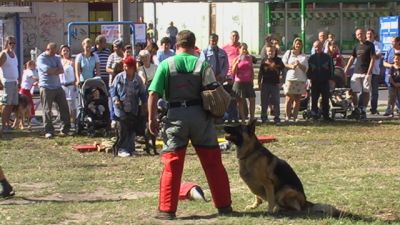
366;29;383;115
0;36;19;132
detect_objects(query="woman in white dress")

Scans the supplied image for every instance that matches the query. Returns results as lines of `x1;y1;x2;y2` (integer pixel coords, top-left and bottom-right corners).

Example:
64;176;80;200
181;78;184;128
59;45;77;124
282;38;309;122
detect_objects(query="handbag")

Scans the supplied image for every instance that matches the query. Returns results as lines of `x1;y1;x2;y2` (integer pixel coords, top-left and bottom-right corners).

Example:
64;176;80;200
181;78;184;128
201;82;231;118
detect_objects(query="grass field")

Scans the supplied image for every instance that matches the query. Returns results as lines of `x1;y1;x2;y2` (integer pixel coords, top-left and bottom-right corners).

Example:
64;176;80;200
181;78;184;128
1;120;399;225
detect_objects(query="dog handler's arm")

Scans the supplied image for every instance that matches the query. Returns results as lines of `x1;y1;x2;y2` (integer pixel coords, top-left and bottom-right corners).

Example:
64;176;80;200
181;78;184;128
148;91;159;136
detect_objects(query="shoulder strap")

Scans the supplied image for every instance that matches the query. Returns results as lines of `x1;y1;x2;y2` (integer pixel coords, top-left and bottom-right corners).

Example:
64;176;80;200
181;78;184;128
167;57;176;73
194;58;203;74
286;50;291;64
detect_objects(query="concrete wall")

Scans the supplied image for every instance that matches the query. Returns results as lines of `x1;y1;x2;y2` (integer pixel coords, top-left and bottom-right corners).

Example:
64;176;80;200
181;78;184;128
143;2;260;53
215;2;260;54
22;2;89;56
143;3;210;50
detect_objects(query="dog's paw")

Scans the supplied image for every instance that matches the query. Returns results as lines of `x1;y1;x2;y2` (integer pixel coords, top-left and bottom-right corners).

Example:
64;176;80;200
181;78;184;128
245;204;258;211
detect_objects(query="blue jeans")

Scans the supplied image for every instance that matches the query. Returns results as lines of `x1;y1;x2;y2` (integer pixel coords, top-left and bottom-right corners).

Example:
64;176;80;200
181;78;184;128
385;86;400;114
260;83;280;121
222;83;238;121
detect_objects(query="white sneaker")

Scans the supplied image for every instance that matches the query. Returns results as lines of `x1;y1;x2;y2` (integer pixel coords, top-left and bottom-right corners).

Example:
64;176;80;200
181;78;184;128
45;133;53;139
30;118;42;125
117;149;130;157
111;120;117;129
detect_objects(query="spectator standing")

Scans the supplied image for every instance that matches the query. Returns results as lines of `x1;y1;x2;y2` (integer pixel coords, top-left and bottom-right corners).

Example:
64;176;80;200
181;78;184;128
0;167;14;198
307;41;334;121
231;43;256;123
311;31;329;54
344;28;375;119
0;36;19;132
137;50;157;87
37;42;71;138
388;53;400;117
92;35;111;88
258;44;284;124
19;60;40;125
148;30;232;220
366;29;383;115
155;37;175;65
147;23;158;44
282;38;309;122
59;45;77;125
145;42;159;64
383;37;400;116
166;21;178;50
223;31;241;122
106;40;125;87
200;33;228;84
327;41;344;68
110;56;147;157
75;38;100;86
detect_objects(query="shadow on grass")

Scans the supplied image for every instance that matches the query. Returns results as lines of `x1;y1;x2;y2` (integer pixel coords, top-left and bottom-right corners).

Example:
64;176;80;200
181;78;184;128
179;210;398;223
1;129;43;140
0;196;131;205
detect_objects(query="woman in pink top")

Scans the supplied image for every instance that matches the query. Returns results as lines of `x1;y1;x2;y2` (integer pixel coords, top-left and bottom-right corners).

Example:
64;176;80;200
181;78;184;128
231;43;255;123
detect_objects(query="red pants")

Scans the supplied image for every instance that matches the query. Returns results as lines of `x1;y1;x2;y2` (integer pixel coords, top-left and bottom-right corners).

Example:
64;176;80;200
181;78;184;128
19;88;35;117
159;147;231;213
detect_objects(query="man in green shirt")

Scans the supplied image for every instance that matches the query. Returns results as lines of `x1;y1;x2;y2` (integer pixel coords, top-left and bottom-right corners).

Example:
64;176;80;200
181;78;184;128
148;30;232;220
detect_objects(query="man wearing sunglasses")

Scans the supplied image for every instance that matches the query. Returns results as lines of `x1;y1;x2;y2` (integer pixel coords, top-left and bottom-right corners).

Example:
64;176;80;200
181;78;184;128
0;36;19;133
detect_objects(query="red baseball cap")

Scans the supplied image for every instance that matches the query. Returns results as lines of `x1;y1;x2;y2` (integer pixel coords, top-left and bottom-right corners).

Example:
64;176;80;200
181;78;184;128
123;56;137;69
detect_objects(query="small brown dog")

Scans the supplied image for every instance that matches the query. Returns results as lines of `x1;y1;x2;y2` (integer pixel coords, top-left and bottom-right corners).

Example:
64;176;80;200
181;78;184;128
12;94;32;130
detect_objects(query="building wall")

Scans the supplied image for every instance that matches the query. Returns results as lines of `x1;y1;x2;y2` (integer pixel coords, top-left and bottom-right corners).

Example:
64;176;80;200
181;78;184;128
23;2;89;55
215;3;260;54
143;2;260;54
143;3;210;50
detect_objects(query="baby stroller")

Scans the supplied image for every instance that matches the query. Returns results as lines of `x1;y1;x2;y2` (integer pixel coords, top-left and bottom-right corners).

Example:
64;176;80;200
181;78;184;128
330;67;354;120
76;77;111;136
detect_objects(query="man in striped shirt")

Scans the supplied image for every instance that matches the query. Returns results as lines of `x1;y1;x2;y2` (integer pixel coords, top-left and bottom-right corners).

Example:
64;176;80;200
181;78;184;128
92;35;111;88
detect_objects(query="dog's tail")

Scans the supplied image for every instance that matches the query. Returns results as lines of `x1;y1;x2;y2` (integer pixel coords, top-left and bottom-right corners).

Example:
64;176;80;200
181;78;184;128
306;201;344;218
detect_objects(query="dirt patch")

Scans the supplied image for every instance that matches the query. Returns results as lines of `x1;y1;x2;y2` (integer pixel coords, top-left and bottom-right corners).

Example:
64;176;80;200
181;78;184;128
374;209;400;222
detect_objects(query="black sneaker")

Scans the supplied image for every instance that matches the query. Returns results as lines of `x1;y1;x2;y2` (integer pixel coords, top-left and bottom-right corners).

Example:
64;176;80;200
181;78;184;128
154;211;176;220
360;111;367;120
370;109;379;115
0;184;15;198
218;206;233;216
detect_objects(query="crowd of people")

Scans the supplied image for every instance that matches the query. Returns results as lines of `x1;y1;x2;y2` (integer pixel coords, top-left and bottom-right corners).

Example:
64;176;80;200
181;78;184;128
2;23;400;219
1;27;400;140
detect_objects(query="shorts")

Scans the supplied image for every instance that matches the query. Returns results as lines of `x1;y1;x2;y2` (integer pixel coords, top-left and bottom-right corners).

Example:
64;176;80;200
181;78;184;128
283;80;306;95
232;82;256;98
350;73;371;93
1;81;18;105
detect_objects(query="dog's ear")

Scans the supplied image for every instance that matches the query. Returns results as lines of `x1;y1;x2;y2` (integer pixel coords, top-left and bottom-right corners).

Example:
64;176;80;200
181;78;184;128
247;119;257;135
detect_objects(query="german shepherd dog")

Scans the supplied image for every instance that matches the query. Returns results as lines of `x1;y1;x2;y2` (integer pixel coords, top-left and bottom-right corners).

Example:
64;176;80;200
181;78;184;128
12;94;32;130
224;119;341;216
0;94;31;130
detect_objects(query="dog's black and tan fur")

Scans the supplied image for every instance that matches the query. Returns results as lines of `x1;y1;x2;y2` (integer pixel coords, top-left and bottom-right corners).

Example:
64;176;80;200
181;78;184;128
0;94;31;130
224;119;341;216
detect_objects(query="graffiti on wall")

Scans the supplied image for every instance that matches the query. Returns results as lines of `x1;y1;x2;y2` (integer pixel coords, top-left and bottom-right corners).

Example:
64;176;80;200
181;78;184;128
38;12;63;43
22;17;39;57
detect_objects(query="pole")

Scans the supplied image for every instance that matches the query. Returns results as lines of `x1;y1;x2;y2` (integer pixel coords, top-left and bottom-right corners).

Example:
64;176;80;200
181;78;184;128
266;2;271;35
301;0;306;52
153;0;157;43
